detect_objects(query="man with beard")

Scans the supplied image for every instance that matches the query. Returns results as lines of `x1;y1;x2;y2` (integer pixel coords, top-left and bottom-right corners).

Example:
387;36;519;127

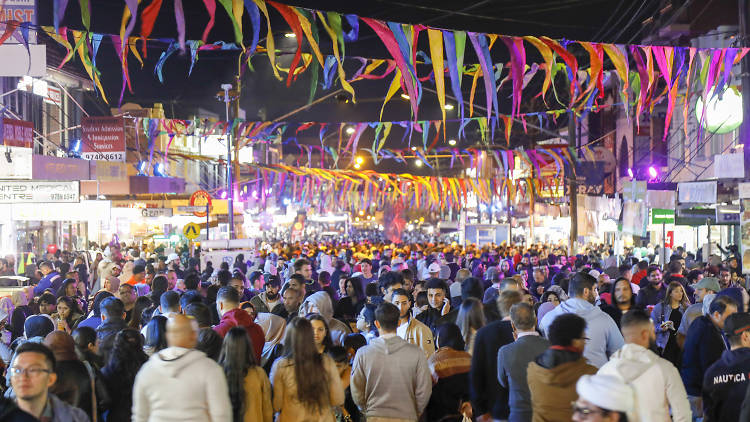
636;266;667;307
599;309;691;422
250;275;283;314
601;278;643;328
540;272;624;368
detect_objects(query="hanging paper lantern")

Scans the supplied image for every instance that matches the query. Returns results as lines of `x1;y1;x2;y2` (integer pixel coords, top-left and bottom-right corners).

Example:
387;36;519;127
695;87;743;134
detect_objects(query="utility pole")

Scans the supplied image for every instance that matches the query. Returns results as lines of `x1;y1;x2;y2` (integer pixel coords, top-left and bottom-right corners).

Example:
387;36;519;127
739;0;750;180
221;84;235;240
568;111;578;255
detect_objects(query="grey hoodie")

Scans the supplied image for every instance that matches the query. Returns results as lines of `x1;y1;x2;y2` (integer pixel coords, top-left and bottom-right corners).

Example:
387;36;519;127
132;347;231;422
539;297;624;367
351;335;432;421
300;291;351;344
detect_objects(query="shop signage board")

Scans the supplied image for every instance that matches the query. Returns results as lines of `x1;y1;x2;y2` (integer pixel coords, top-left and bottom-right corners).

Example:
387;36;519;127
0;181;79;203
678;181;717;204
183;222;201;240
2;118;33;148
177;206;206;213
716;205;740;224
189;190;212;217
665;231;674;249
81;117;126;161
141;208;173;218
714;153;744;179
651;208;675;225
622;180;647;202
0;146;32;179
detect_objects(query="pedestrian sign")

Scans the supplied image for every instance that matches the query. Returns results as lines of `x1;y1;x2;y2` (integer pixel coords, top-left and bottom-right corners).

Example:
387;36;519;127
183;222;201;240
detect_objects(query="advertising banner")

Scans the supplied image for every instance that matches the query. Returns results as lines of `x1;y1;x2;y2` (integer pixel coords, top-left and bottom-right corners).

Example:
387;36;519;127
0;181;79;203
1;118;33;148
81;117;126;161
741;199;750;274
678;181;717;204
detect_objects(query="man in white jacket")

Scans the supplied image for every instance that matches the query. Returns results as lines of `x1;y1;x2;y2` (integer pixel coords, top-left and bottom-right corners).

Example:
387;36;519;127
132;314;231;422
598;309;691;422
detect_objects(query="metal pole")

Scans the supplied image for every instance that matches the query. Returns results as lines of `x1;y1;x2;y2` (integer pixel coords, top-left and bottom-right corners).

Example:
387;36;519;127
206;202;210;240
739;0;750;180
662;222;666;267
221;84;235;240
568;111;578;255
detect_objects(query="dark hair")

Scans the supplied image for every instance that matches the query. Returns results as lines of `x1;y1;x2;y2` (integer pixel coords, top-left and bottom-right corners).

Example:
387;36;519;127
160;290;180;313
184;303;212;328
620;309;652;329
540;290;560;304
144;315;168;353
197;328;223;361
129;296;153;329
343;333;367;353
344;277;365;301
90;291;114;317
456;297;485;347
57;278;78;299
548;313;587;346
282;317;330;412
71;326;100;366
219;327;258;422
424;278;448;294
646;265;662;277
13;341;56;371
374;302;400;331
180;291;203;310
103;329;148;390
217;270;232;287
364;282;379;297
184;273;200;291
55;296;82;325
327;345;348;364
305;313;334;353
265;274;281;288
436;323;465;350
100;297;125;320
151;275;168;292
390;288;410;302
667;260;683;275
293;258;311;272
637;260;649;270
710;295;738;316
378;271;404;293
39;292;56;305
568;272;596;297
416;291;428;308
218;286;240;304
359;258;372;266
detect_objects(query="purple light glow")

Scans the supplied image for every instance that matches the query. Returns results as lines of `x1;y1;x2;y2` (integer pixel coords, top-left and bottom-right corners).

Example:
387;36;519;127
648;166;658;179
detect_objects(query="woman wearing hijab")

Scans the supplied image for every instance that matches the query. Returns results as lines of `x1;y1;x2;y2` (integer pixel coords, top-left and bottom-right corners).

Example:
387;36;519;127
256;312;286;373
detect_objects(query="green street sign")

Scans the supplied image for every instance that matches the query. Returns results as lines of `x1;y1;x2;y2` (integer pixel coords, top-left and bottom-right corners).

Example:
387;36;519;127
652;208;675;224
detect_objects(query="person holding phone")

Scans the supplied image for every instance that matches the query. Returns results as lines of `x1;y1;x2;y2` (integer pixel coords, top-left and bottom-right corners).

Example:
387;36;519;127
415;278;458;334
651;282;690;367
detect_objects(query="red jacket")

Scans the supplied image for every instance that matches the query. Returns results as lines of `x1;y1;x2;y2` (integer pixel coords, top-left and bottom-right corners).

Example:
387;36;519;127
632;269;648;286
213;308;264;363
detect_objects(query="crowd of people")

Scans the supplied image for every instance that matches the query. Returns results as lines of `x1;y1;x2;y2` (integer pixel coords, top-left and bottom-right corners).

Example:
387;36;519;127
0;239;746;421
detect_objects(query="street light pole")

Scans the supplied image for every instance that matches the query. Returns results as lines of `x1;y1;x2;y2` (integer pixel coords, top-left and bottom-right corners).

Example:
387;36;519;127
221;83;235;240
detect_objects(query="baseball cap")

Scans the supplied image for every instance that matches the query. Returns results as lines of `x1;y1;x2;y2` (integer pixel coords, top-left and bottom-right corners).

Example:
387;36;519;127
694;277;721;293
166;253;180;264
428;263;441;273
723;313;750;336
391;257;405;265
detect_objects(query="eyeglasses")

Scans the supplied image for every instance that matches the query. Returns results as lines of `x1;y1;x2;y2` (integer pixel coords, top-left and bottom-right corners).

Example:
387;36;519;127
571;401;605;416
9;367;52;378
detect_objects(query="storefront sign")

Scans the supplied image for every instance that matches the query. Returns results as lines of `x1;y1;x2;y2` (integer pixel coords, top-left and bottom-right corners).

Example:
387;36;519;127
32;155;91;181
0;181;79;203
716;205;741;224
651;208;675;225
665;231;674;249
1;118;33;148
10;200;110;221
678;181;717;204
714;153;744;179
81;117;126;161
1;0;36;43
0;146;32;179
189;190;212;217
141;208;173;218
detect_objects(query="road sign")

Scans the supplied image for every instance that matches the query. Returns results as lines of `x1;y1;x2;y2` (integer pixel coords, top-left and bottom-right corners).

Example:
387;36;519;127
190;190;212;217
177;206;207;213
183;222;201;240
651;208;675;225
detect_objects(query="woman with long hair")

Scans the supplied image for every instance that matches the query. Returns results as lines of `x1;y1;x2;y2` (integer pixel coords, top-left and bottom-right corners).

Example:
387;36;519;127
270;317;344;422
306;313;334;354
455;297;486;355
219;327;273;422
651;281;690;367
143;315;168;356
334;277;365;322
128;296;153;330
52;296;84;333
101;329;149;422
